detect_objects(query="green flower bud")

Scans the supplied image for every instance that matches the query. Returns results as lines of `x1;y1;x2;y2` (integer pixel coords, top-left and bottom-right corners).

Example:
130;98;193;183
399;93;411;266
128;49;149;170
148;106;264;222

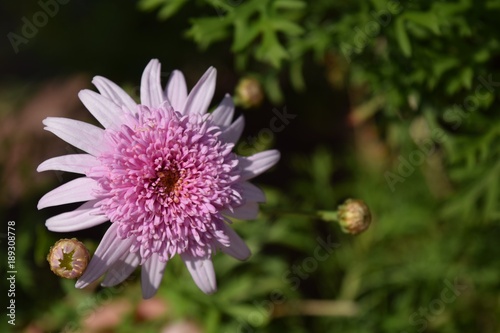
47;238;90;279
235;77;264;108
337;199;371;235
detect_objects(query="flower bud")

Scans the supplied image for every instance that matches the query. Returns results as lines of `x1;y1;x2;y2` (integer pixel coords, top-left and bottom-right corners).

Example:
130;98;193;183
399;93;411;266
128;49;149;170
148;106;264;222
47;238;90;279
337;199;371;235
235;77;264;108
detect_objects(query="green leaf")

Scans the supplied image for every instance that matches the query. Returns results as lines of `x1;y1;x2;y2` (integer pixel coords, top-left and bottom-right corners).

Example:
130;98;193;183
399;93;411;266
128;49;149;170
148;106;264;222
262;72;284;103
157;0;188;20
474;48;490;63
271;19;305;36
224;304;271;324
137;0;188;19
290;59;305;91
432;57;460;80
272;0;306;10
445;79;462;95
394;17;412;57
405;11;441;35
187;17;231;49
255;29;289;68
138;0;168;11
486;0;500;9
460;67;474;90
232;19;261;52
204;307;221;333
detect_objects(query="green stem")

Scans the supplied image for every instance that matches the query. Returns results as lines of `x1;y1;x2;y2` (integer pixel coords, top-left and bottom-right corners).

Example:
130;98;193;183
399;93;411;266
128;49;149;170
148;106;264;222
260;205;314;217
260;206;338;221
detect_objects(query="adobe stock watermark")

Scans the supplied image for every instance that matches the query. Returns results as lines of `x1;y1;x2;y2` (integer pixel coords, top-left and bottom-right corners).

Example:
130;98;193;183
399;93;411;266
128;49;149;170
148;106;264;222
401;277;469;333
7;0;71;54
443;74;500;130
385;74;500;192
6;221;17;326
238;106;296;156
233;235;340;333
385;127;447;192
340;0;406;63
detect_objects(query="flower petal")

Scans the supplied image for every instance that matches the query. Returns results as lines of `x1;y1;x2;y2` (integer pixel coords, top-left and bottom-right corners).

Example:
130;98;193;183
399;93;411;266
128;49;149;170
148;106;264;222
79;90;127;129
92;75;138;115
101;251;140;287
165;70;188;113
37;154;100;174
180;253;217;294
46;200;108;232
211;94;234;127
141;59;164;108
218;223;251;260
43;117;106;156
141;253;167;299
219;115;244;144
239;181;266;202
183;67;216;115
224;201;259;220
239;150;280;181
37;177;98;209
76;224;132;288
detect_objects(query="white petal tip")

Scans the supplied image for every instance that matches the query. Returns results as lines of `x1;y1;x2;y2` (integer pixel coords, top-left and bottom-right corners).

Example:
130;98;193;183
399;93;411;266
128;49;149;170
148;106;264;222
267;149;281;165
181;255;217;294
91;76;104;84
142;289;158;299
202;286;217;295
41;117;53;126
77;89;90;98
228;248;251;261
197;278;217;295
220;225;252;260
37;197;51;210
75;280;87;289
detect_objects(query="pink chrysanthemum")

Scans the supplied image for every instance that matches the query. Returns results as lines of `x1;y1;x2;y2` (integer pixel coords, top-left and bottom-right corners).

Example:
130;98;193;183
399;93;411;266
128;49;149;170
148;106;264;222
37;59;280;298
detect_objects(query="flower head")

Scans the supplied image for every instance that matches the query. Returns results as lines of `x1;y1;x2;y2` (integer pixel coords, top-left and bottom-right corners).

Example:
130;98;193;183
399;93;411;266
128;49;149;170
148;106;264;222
38;59;280;298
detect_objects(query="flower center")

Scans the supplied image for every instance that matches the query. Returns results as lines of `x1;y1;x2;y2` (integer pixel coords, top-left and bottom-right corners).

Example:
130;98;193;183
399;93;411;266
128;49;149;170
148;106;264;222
156;169;180;194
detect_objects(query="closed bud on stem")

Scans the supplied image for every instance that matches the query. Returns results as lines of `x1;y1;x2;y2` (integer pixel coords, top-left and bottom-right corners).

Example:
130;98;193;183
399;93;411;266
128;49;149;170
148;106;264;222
47;238;90;279
337;199;371;235
235;77;264;108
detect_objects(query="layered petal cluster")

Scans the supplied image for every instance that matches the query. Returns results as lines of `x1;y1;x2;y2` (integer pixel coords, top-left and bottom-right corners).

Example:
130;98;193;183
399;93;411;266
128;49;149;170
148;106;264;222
38;59;280;298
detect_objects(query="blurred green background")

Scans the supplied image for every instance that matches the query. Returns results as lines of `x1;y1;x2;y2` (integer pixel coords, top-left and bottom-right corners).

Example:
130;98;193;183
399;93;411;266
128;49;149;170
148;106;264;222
1;0;500;332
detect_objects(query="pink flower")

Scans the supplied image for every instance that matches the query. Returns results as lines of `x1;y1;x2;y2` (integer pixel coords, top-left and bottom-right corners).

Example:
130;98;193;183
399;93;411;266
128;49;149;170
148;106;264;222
38;59;280;298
